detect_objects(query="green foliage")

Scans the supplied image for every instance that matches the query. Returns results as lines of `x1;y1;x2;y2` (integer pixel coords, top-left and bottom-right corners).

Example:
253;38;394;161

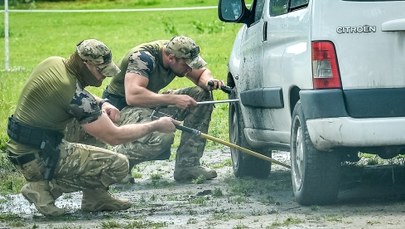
226;178;255;196
193;20;225;34
0;213;26;228
0;169;25;195
212;158;232;169
162;20;179;36
212;187;223;197
0;153;13;172
132;0;159;6
101;220;121;228
191;174;206;184
269;217;304;228
233;224;249;229
189;196;206;205
0;136;9;153
5;0;219;9
100;219;168;229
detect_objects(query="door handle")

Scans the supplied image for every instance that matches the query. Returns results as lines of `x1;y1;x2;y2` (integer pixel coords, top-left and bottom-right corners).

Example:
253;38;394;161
263;21;268;41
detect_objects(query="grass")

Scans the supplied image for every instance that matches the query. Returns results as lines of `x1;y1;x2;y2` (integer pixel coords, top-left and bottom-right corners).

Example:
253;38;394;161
0;2;240;143
8;0;220;10
268;217;304;228
100;219;168;228
0;4;241;144
0;0;242;195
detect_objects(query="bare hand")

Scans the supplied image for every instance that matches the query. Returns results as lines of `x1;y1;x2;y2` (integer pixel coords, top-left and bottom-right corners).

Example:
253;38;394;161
155;117;177;133
102;102;120;123
174;95;197;109
207;79;225;90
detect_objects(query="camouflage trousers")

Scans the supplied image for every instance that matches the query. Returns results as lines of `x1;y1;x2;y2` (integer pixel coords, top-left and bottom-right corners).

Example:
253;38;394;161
15;140;128;194
113;86;214;169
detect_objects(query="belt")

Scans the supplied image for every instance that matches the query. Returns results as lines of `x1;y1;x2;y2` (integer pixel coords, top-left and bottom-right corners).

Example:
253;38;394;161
7;151;42;166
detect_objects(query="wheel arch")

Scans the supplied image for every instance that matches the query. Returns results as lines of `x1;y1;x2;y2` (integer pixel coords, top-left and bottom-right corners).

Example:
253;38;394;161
289;86;301;117
226;71;236;89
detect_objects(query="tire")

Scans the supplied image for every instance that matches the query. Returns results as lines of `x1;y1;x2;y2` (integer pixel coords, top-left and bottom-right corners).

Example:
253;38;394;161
229;88;271;178
290;101;340;205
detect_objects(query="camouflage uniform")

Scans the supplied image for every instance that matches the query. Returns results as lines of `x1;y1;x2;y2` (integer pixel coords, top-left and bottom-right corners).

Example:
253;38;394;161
115;87;213;168
6;39;129;216
103;36;216;181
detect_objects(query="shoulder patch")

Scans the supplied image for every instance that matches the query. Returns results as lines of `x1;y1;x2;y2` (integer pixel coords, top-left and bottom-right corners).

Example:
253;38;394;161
67;82;101;124
127;50;156;77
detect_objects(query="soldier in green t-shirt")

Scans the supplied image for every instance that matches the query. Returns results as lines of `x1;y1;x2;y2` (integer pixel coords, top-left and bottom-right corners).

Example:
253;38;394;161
6;39;177;216
103;36;225;182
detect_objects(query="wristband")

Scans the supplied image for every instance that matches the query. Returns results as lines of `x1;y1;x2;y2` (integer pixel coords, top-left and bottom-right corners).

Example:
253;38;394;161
99;98;111;109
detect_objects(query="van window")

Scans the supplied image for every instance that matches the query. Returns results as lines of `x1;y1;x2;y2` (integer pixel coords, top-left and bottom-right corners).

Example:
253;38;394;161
290;0;309;9
270;0;288;16
253;0;266;22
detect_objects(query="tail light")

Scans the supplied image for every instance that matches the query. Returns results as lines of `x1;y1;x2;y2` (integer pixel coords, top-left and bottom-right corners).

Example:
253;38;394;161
312;41;341;89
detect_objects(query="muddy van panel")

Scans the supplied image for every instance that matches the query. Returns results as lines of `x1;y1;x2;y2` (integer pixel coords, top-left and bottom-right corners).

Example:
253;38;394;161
312;0;405;89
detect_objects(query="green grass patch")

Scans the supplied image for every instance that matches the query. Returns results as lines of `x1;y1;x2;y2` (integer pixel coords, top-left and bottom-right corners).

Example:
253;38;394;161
0;213;25;228
8;0;219;10
268;217;304;228
191;174;206;184
0;2;241;151
100;218;168;229
0;0;242;180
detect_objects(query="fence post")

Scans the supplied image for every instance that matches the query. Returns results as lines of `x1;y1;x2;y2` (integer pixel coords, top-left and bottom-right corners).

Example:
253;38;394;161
4;0;10;71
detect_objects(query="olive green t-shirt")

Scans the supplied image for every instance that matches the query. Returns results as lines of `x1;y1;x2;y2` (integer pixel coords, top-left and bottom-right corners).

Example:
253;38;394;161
8;56;102;154
107;40;177;97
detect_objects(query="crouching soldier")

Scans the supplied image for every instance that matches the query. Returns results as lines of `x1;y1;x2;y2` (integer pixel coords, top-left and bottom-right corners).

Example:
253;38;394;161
102;35;225;183
5;39;177;216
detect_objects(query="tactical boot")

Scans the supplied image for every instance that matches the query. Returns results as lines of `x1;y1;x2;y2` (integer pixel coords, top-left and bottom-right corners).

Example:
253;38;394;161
81;189;131;212
174;166;217;182
21;181;65;216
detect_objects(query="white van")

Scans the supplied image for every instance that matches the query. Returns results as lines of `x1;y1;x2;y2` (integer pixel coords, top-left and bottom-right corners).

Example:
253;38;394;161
218;0;405;205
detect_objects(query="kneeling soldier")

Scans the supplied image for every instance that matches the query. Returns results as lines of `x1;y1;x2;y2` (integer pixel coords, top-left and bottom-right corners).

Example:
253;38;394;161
6;39;177;216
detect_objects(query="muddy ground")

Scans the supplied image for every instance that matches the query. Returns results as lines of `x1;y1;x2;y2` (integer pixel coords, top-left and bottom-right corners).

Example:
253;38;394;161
1;149;405;229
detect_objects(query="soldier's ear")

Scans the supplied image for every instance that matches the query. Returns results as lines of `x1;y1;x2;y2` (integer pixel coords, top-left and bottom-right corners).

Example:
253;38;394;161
168;54;176;63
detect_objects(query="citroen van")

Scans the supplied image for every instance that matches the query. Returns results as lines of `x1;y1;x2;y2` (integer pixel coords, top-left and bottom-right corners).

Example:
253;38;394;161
218;0;405;205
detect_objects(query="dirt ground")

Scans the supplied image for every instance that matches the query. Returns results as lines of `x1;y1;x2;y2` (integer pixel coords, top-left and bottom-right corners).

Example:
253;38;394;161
1;149;405;229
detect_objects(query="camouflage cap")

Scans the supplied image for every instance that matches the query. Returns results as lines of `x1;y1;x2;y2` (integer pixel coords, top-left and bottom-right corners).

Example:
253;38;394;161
166;36;207;69
76;39;121;77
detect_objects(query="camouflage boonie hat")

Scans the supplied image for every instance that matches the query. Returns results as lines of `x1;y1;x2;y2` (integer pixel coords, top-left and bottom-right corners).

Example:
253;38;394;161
166;36;207;69
76;39;121;77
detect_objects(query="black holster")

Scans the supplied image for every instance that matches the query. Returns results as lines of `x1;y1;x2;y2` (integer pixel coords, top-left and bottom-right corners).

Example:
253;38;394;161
7;116;63;180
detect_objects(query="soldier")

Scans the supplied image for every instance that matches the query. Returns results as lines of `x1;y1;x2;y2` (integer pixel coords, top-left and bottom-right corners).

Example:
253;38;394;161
102;35;225;182
5;39;177;216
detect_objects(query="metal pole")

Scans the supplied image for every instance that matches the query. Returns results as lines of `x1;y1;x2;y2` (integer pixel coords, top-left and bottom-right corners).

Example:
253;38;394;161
174;123;291;169
150;108;291;168
4;0;10;71
196;99;239;105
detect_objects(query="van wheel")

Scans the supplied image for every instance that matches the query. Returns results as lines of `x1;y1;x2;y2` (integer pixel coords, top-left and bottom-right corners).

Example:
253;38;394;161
290;101;340;205
229;89;271;178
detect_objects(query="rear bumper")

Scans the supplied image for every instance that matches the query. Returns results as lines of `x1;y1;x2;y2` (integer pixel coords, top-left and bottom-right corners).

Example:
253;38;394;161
300;88;405;151
306;117;405;151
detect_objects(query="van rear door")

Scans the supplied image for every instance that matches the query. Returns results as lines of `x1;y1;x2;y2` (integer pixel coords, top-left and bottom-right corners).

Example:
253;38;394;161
312;0;405;90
